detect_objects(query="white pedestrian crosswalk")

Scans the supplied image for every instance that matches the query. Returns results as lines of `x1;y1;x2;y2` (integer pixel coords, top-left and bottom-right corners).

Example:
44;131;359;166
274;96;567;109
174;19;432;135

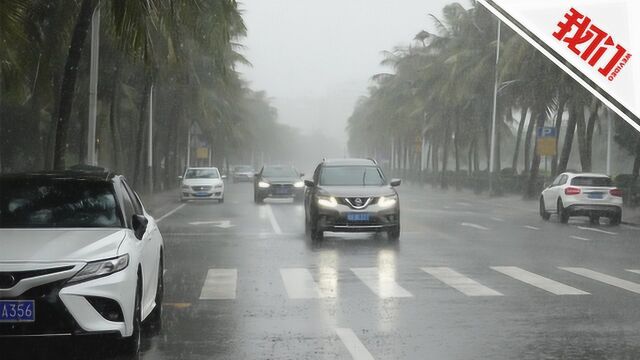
196;266;640;300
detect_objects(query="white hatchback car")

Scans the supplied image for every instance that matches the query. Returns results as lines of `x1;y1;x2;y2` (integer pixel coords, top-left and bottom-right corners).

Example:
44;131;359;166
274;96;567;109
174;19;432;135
540;172;623;224
180;167;225;203
0;171;164;354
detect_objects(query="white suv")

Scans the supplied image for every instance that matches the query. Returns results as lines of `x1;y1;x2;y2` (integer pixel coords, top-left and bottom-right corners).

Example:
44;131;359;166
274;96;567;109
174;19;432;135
540;172;623;224
0;170;164;354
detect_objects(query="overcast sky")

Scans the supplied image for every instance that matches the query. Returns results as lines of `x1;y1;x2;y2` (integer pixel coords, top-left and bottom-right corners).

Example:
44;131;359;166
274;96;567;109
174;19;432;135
237;0;454;145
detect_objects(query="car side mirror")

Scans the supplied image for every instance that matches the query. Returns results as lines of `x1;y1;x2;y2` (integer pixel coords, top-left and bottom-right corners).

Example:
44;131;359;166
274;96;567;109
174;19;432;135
221;175;227;179
390;179;402;187
132;214;149;240
177;176;183;180
304;180;315;187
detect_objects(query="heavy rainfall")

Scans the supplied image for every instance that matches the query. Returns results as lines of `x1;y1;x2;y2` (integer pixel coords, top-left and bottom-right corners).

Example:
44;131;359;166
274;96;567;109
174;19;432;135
1;1;640;359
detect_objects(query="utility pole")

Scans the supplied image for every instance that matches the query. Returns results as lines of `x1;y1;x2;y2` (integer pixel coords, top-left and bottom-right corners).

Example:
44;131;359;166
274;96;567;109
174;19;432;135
488;19;501;195
87;5;100;165
186;124;192;168
607;108;613;175
147;84;153;193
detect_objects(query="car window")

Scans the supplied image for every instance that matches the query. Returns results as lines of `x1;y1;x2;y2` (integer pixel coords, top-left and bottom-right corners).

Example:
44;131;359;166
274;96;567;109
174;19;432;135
319;166;385;186
262;166;298;177
185;169;220;179
0;178;122;228
122;180;143;215
571;177;613;187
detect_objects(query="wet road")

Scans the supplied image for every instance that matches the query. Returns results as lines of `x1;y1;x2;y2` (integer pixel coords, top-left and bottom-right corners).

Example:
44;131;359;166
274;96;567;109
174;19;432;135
10;182;640;359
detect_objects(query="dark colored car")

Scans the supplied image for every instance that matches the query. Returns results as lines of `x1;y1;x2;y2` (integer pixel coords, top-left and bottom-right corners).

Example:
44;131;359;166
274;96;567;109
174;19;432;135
303;158;401;241
253;165;305;203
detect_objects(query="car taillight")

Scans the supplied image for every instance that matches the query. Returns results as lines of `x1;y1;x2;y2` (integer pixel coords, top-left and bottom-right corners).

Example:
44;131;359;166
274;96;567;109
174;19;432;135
564;187;581;195
610;188;623;197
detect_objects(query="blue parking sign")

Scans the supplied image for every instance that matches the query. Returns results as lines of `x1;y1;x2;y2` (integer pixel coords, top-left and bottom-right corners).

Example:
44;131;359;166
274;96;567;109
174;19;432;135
536;127;557;138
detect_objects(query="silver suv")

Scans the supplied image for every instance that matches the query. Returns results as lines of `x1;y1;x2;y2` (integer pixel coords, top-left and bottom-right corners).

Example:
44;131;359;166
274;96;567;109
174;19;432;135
303;158;401;241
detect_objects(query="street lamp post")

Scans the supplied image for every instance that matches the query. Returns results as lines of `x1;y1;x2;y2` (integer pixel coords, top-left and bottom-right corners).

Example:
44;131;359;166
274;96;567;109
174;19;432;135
87;5;100;165
488;19;502;195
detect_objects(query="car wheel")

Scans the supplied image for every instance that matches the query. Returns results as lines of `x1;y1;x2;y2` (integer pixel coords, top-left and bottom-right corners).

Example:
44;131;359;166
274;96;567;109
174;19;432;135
146;256;163;331
119;277;142;355
308;215;323;241
539;197;550;220
254;191;264;204
219;197;224;204
387;224;400;241
609;213;621;225
557;199;569;224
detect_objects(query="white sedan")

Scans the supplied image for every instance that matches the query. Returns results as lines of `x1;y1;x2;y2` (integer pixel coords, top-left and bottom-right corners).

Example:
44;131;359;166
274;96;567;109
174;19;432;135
0;170;164;355
540;172;623;224
180;167;225;203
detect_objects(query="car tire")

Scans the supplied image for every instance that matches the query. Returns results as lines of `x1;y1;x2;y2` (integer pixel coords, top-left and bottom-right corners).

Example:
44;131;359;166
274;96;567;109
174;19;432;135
387;224;400;241
609;213;621;225
557;199;569;224
219;197;224;204
119;277;142;355
308;214;323;241
539;197;550;220
146;256;163;331
254;191;264;204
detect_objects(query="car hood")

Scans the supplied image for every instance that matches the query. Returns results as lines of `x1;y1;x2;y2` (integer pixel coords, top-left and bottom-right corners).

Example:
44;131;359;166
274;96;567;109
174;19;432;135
319;186;395;197
182;178;223;186
262;177;301;184
0;228;126;262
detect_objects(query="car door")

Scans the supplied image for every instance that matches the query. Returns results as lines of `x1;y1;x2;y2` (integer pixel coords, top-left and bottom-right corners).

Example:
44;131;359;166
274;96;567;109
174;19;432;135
121;180;159;316
543;175;562;211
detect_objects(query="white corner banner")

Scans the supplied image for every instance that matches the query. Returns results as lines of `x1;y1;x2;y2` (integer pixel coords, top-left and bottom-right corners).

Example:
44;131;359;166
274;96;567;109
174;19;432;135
478;0;640;134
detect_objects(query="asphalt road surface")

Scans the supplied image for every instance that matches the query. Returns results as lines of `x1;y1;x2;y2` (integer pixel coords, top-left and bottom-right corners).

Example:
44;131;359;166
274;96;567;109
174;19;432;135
9;182;640;359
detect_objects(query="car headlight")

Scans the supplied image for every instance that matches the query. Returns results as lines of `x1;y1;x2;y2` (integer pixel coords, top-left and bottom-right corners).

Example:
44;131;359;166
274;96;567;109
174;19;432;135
68;254;129;284
214;184;223;189
378;195;397;208
294;181;304;188
258;181;270;188
317;196;338;208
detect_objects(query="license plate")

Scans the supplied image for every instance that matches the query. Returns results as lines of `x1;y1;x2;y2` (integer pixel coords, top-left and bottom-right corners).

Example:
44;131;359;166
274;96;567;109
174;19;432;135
195;192;209;197
347;213;370;222
275;188;289;195
0;300;35;322
588;193;603;199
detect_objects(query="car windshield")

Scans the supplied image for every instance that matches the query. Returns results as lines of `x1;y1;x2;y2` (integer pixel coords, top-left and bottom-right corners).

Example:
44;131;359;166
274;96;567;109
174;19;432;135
320;166;385;186
185;169;219;179
0;179;121;228
262;166;298;178
571;177;613;187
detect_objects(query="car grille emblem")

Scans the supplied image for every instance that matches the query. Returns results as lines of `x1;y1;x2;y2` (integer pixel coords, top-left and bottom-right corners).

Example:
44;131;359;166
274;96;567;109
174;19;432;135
355;198;363;206
0;273;17;289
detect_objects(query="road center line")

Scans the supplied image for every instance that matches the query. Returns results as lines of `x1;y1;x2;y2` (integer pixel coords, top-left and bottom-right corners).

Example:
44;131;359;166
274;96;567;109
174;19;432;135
351;268;413;298
265;205;283;234
460;222;489;231
422;267;503;296
199;269;237;300
280;268;333;299
492;266;589;295
156;203;186;223
561;267;640;294
577;226;617;235
335;328;375;360
570;235;591;241
523;225;540;230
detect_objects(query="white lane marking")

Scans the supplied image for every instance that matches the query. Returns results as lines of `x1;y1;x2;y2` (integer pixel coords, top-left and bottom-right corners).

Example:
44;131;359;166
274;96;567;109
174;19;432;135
421;267;503;296
265;205;283;234
523;225;540;230
156;204;187;223
163;232;297;236
280;268;334;299
492;266;589;295
490;217;505;222
456;202;472;207
626;269;640;275
460;222;489;231
188;220;234;228
561;267;640;294
199;269;237;300
351;268;413;298
335;328;375;360
571;235;591;241
577;226;617;235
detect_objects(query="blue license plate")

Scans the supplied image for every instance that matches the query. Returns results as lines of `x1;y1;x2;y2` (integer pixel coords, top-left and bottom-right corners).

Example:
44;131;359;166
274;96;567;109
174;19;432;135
195;192;209;197
347;213;370;222
0;300;35;322
275;188;290;195
588;193;603;199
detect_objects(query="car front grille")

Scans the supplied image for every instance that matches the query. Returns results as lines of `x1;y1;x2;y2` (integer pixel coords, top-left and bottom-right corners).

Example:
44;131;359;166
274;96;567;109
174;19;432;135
271;184;293;194
340;197;375;209
191;186;212;192
0;266;75;289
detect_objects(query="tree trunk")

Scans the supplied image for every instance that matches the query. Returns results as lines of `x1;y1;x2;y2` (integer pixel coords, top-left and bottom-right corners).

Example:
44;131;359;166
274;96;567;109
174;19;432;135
575;103;589;172
523;109;537;175
133;78;152;188
525;110;546;199
557;101;578;174
633;138;640;182
440;125;451;189
584;99;601;172
109;66;122;171
52;0;96;170
511;107;528;174
551;96;567;176
467;139;475;175
454;122;460;173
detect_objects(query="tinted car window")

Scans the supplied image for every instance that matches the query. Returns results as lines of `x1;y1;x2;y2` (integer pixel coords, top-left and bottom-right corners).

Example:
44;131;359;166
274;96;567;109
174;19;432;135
571;177;613;187
185;169;220;179
262;166;298;177
0;179;122;228
122;180;143;215
319;166;385;186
